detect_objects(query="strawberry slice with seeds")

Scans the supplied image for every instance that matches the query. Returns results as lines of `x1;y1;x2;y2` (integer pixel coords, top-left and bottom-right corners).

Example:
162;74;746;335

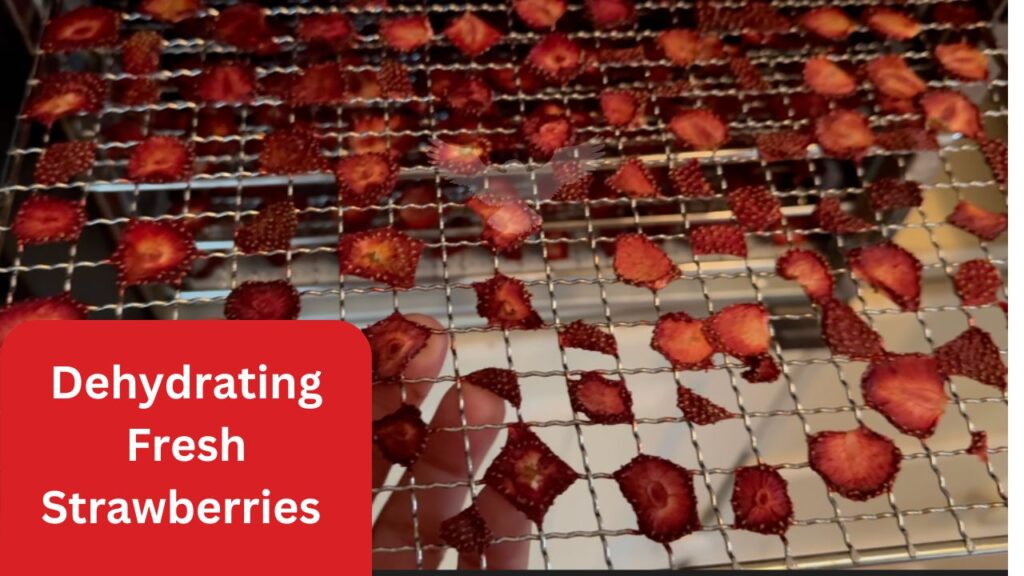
935;326;1006;391
25;72;106;127
614;454;700;543
730;56;767;91
875;127;938;152
527;34;584;84
378;60;414;100
920;91;982;138
373;403;429;466
731;465;794;535
427;136;490;176
483;424;577;525
364;312;432;381
523;113;573;159
676;385;732;425
977;135;1007;187
214;4;279;54
704;303;771;359
110;220;198;287
441;504;493;555
847;242;922;311
467;189;543;254
297;13;354;51
669;160;714;198
815;196;872;234
259;125;329;175
224;280;301;320
113;78;160;106
947;201;1006;241
473;273;544;329
669;110;728;151
338;227;424;289
756;131;812;163
815;110;874;160
776;248;833;303
122;31;162;75
35;141;96;186
585;0;635;30
865;55;926;100
461;367;522;408
0;294;87;348
127;136;193;183
335;153;399;207
968;431;989;464
935;43;989;81
729;185;782;231
798;7;854;41
380;15;433;52
290;63;347;106
653;312;715;371
607;158;660;199
804;57;857;98
196;64;257;103
601;90;642;127
953;259;1001;306
862;354;949;438
568;372;634;424
444;11;502;58
863;8;920;40
444;74;493;116
559;320;617;356
690;224;747;258
12;195;85;246
235;201;297;254
613;233;679;291
820;298;886;361
514;0;566;30
867;178;922;212
808;426;902;501
742;354;781;383
41;6;119;53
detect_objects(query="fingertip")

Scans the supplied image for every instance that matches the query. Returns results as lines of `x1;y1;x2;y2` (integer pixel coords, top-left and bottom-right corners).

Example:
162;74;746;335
402;314;449;382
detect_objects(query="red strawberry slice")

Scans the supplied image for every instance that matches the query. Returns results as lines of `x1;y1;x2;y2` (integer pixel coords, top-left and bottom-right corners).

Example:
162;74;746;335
559;320;617;356
41;6;119;53
867;178;922;212
34;141;96;185
290;63;347;106
467;189;543;254
600;90;642;127
606;158;660;199
847;242;922;311
568;372;634;424
122;31;162;75
653;312;715;371
483;424;577;525
731;465;794;535
920;91;982;138
224;280;301;320
428;136;490;176
523;114;573;159
876;95;916;115
444;74;493;116
335;153;398;207
235;201;297;254
461;367;522;408
820;298;886;361
808;426;902;501
875;127;938;152
614;454;700;543
968;431;989;464
729;185;782;231
473;273;544;329
214;4;279;54
804;57;857;98
110;220;197;287
364;312;432;381
935;43;989;81
935;326;1006;391
977;135;1007;187
0;294;87;348
513;0;566;30
444;11;502;58
527;34;584;84
585;0;635;29
25;72;106;127
756;131;812;163
259;126;329;175
815;110;874;160
139;0;201;24
776;248;833;303
669;110;728;151
690;224;747;258
947;201;1006;241
378;60;414;100
676;385;732;425
12;195;86;246
113;78;160;106
613;233;679;291
380;15;433;52
657;29;723;66
862;354;949;438
127;136;193;183
339;227;424;289
953;259;1002;306
798;7;854;41
669;160;714;198
815;196;872;234
195;63;257;103
863;8;920;40
297;13;354;51
373;403;429;466
730;55;767;91
865;55;926;100
704;303;771;359
397;185;441;231
742;354;781;383
441;504;493;555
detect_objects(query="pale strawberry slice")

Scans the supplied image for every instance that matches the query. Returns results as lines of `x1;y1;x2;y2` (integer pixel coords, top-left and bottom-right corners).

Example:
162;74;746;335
224;280;300;320
214;4;279;54
953;259;1001;306
568;372;634;424
34;141;96;185
676;385;732;425
122;31;162;75
461;367;522;408
297;13;354;51
865;55;926;100
441;504;493;555
110;220;198;287
809;426;902;501
513;0;566;30
234;201;297;254
731;465;793;535
977;135;1007;187
704;303;771;359
289;63;347;106
483;424;577;525
656;29;716;67
259;126;329;175
867;178;922;212
690;224;747;258
585;0;635;29
0;294;87;348
444;74;493;116
364;312;432;381
613;233;679;291
373;403;429;466
968;431;989;464
820;298;886;361
946;201;1006;241
42;6;120;52
600;90;642;127
935;326;1006;391
729;185;782;231
444;11;502;57
427;136;490;176
338;227;424;289
466;189;543;254
742;354;781;383
473;273;544;329
25;72;106;127
920;91;982;138
606;158;660;199
863;8;920;40
527;34;584;84
847;242;922;311
522;113;573;159
652;312;715;371
380;15;433;52
862;354;948;438
127;136;193;183
11;195;85;246
335;153;398;207
815;109;874;160
804;57;857;98
140;0;201;23
798;7;854;41
756;131;812;163
196;63;257;103
614;455;699;543
815;196;873;234
935;43;989;81
558;320;617;356
776;248;833;303
669;160;714;198
669;110;728;151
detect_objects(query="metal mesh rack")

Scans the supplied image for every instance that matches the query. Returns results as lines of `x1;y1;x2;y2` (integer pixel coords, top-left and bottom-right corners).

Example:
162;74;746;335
0;0;1008;570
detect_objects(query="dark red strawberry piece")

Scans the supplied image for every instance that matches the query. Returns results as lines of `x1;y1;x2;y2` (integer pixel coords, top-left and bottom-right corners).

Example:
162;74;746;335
690;224;747;258
863;8;920;40
613;233;679;291
953;259;1001;306
815;196;872;234
461;367;522;408
427;136;490;176
731;465;794;535
742;354;781;383
441;504;493;555
513;0;566;30
235;201;297;254
140;0;201;23
820;298;886;361
196;63;257;103
614;454;699;543
127;136;193;183
568;372;633;424
652;312;715;371
224;280;300;320
41;6;119;52
122;31;162;74
875;127;938;152
396;185;441;231
364;312;432;382
378;60;414;100
776;248;833;303
473;273;544;329
25;72;106;127
756;131;812;163
947;201;1006;241
380;15;433;52
600;90;642;127
936;42;988;81
297;13;354;51
339;227;424;289
670;110;728;151
676;385;732;425
35;141;95;186
808;426;902;501
968;431;989;463
259;126;329;175
804;57;856;98
444;74;493;116
373;403;429;466
467;189;543;254
847;242;922;311
935;326;1006;391
559;320;617;356
607;158;660;199
0;294;87;348
110;220;197;287
527;34;584;84
815;110;874;160
798;7;854;41
920;91;982;138
669;160;714;198
444;11;502;58
704;303;771;359
113;78;161;106
877;95;917;115
483;424;577;525
586;0;635;29
977;135;1007;187
866;56;926;100
12;195;85;246
335;153;398;207
729;55;768;91
862;354;948;438
523;113;573;159
867;178;922;212
214;4;279;54
290;63;347;106
729;185;782;232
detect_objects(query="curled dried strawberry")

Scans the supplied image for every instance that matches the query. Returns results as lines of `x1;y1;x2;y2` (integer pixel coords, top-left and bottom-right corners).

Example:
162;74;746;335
798;7;854;41
704;303;771;359
847;242;922;311
444;74;493;116
122;31;162;75
652;312;715;371
12;195;85;246
863;354;949;438
335;153;398;207
441;504;493;555
809;426;902;501
676;385;732;425
126;136;193;183
462;367;521;408
585;0;635;29
669;110;728;151
42;6;119;52
669;160;714;198
559;320;617;356
776;248;833;303
815;196;872;234
935;326;1006;390
613;233;679;291
289;63;347;106
35;141;96;186
742;354;781;383
214;4;279;54
365;312;432;381
606;158;660;199
804;57;857;98
224;280;301;320
428;136;490;176
297;13;354;51
235;201;297;254
380;14;433;52
259;126;329;175
920;91;982;138
690;224;746;258
815;110;874;160
527;34;584;84
513;0;566;30
977;135;1007;187
473;273;544;329
568;372;633;424
600;89;642;127
865;55;926;100
729;185;782;231
339;227;424;289
756;131;812;163
25;72;106;127
867;178;922;212
444;11;502;58
0;294;87;348
467;188;543;254
196;63;257;103
947;200;1006;241
732;465;794;535
522;113;573;159
614;454;699;543
110;219;197;287
483;424;577;525
968;431;989;463
820;298;886;361
863;7;920;40
373;403;429;466
953;259;1001;307
935;43;989;81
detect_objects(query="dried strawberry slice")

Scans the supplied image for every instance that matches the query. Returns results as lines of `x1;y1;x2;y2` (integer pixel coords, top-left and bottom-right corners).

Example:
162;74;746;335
731;465;794;535
373;403;429;466
441;504;493;555
122;31;162;75
652;312;715;371
865;56;926;100
875;127;938;152
606;158;660;199
742;354;781;383
139;0;201;23
776;248;833;303
676;385;732;425
614;454;699;543
935;43;989;81
669;110;728;151
559;320;617;356
461;367;522;408
483;424;577;525
35;141;95;186
338;227;424;289
808;426;902;501
669;160;714;198
523;114;573;159
224;280;301;320
568;372;633;424
820;298;886;361
110;220;197;287
704;303;771;359
657;29;709;67
25;72;106;127
12;195;85;246
127;136;193;183
467;189;543;254
527;34;584;84
335;153;398;207
730;55;767;91
862;354;949;438
259;126;329;175
756;131;812;163
214;4;279;54
935;326;1006;391
977;135;1007;187
815;196;872;234
586;0;635;29
953;259;1002;306
364;312;432;381
600;90;642;127
863;7;920;40
815;110;874;160
729;185;782;231
113;78;161;106
473;273;543;329
798;7;854;41
444;74;492;116
968;431;989;463
41;6;119;53
690;224;747;258
297;13;354;51
444;11;502;58
380;14;433;52
196;64;257;103
290;63;347;106
947;201;1006;241
613;233;679;291
0;294;87;348
428;136;490;176
867;178;922;212
396;185;441;231
233;201;295;257
847;242;922;311
920;91;982;138
513;0;566;30
804;57;856;98
378;60;414;99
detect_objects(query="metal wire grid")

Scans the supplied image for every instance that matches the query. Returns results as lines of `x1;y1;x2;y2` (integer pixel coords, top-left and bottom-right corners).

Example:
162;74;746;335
0;0;1008;569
